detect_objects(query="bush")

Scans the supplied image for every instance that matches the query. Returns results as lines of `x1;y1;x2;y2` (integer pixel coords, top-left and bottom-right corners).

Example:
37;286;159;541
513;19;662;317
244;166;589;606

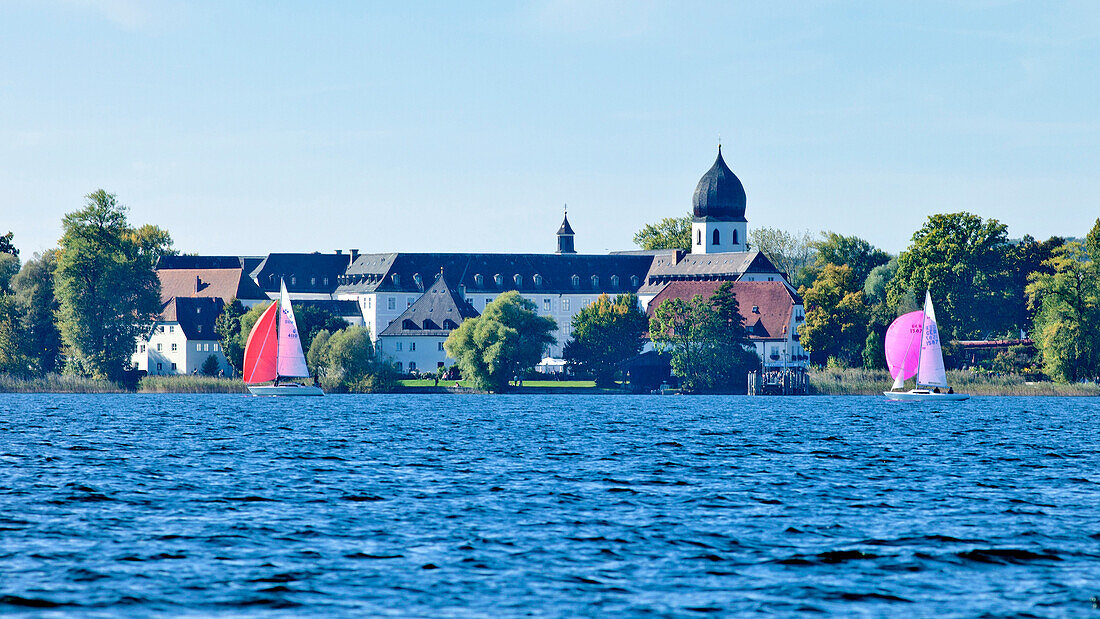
201;355;220;377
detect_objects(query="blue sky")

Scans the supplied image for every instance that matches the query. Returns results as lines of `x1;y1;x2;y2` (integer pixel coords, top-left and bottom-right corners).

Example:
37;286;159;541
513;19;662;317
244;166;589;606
2;1;1098;257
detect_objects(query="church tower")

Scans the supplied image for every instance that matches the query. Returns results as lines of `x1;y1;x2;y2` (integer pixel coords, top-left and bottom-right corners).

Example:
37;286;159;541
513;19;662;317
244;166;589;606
556;208;576;254
691;146;747;254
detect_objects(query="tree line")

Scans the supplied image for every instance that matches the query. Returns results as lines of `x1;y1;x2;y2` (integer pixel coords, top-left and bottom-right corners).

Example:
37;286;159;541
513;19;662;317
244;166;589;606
634;211;1100;383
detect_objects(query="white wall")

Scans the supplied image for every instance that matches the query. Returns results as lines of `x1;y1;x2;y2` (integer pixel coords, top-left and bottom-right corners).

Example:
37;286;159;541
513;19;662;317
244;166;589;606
691;221;747;254
132;323;233;375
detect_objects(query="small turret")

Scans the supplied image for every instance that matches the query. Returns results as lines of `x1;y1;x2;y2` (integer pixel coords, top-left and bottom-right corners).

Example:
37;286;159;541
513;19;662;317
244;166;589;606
556;206;576;254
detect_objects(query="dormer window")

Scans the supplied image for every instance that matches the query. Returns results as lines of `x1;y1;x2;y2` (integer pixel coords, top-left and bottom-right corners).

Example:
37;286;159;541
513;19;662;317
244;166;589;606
413;273;424;290
630;275;639;287
514;274;522;287
533;274;542;287
474;274;484;287
196;306;201;314
311;276;316;286
610;275;619;288
392;273;401;287
291;276;296;285
591;275;599;288
752;305;760;314
494;273;503;287
571;274;580;288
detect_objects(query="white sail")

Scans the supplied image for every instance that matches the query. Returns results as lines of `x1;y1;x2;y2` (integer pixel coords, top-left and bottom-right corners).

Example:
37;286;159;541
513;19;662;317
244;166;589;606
276;280;311;378
916;290;947;387
892;372;905;390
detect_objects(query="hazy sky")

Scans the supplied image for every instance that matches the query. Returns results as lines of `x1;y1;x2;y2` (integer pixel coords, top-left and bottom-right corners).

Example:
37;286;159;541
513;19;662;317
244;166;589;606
2;1;1098;258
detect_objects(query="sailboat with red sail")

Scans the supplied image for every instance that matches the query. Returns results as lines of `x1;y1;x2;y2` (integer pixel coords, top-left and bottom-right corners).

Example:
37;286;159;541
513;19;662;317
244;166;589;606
243;279;323;396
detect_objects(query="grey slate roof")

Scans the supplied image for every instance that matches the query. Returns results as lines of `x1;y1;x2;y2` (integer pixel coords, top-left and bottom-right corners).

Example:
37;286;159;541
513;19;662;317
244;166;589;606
637;250;782;295
693;147;747;222
291;299;361;317
157;255;264;270
379;274;480;337
557;213;575;235
160;297;223;340
250;253;353;295
336;253;655;296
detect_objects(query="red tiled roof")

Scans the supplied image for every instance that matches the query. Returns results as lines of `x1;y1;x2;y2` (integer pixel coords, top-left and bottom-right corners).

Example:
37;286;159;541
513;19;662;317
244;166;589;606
157;268;267;305
647;280;800;341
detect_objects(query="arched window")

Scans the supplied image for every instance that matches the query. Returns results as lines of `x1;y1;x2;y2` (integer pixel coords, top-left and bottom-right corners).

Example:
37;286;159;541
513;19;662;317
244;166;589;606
732;229;738;245
591;275;599;288
571;274;580;288
696;230;702;245
413;273;424;290
392;273;401;287
630;275;639;287
474;273;484;287
514;274;522;287
712;229;720;246
494;273;503;287
533;274;542;287
610;275;619;288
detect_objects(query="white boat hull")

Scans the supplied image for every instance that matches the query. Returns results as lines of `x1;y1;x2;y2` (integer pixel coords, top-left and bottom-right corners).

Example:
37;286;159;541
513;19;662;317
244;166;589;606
884;389;969;402
248;384;324;397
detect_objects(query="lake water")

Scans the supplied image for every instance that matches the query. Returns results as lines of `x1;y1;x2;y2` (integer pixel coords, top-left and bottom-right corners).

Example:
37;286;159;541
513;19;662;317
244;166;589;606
1;394;1098;616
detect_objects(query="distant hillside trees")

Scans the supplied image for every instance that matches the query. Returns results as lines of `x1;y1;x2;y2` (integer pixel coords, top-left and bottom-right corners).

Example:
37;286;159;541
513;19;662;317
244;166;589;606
563;293;648;386
54;191;174;381
445;291;557;391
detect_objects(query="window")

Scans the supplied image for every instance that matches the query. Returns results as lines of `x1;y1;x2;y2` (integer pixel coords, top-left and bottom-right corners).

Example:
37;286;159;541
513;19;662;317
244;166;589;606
571;274;580;288
409;362;417;371
591;275;599;288
392;273;401;287
543;298;551;312
214;343;220;351
438;362;445;368
494;273;503;287
140;344;145;353
438;342;444;351
407;298;413;308
768;277;775;281
395;362;403;372
197;325;202;334
368;297;372;309
486;298;492;307
696;230;702;245
752;305;760;313
712;229;720;245
631;275;639;287
311;277;316;285
514;274;522;287
171;363;177;370
157;363;163;371
474;273;484;287
196;307;201;314
410;342;416;352
610;275;619;288
323;277;329;286
732;229;738;245
157;343;162;352
388;297;396;310
168;326;173;333
204;343;210;351
291;276;296;285
396;342;403;351
562;299;570;312
533;274;542;286
413;273;423;289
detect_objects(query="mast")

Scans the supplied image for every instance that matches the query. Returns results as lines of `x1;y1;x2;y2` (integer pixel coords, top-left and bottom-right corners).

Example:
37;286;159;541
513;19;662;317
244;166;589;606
914;290;928;389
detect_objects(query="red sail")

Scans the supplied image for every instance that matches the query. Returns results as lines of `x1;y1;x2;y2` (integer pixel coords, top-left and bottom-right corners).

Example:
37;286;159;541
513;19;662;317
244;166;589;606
243;302;279;384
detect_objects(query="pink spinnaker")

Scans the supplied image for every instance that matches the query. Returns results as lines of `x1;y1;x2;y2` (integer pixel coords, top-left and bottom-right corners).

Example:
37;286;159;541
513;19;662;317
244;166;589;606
884;311;925;381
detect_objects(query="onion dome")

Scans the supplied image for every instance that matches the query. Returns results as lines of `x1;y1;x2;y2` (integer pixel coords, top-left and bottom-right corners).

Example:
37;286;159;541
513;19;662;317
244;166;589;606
692;146;746;222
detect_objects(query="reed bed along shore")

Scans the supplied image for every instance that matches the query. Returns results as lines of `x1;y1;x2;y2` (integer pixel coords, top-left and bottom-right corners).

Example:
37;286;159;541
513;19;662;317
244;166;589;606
808;368;1100;396
136;376;248;394
0;373;124;393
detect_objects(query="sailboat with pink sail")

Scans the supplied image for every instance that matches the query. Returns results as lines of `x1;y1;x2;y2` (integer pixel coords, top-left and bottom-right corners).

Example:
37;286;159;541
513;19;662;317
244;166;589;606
883;291;969;401
242;279;323;396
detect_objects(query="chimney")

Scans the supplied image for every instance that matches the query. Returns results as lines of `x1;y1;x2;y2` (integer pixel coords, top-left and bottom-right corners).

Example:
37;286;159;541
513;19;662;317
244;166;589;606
350;249;359;260
335;249;343;254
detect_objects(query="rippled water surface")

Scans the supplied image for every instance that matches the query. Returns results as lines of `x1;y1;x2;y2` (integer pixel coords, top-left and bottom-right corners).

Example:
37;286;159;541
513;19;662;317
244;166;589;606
1;394;1099;616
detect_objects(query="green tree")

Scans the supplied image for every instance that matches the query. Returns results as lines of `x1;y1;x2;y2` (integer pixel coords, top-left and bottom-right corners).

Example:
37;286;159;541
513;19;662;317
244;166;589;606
11;250;63;375
201;354;220;376
1025;243;1100;383
307;326;394;392
444;291;557;391
811;232;891;285
633;213;692;251
563;293;648;386
649;283;758;392
1086;218;1100;263
1007;235;1065;329
306;328;332;377
0;294;31;376
54;191;172;381
800;264;870;367
749;227;817;288
237;301;272;352
886;212;1013;340
214;298;247;375
0;231;17;258
293;304;349;351
0;253;19;295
